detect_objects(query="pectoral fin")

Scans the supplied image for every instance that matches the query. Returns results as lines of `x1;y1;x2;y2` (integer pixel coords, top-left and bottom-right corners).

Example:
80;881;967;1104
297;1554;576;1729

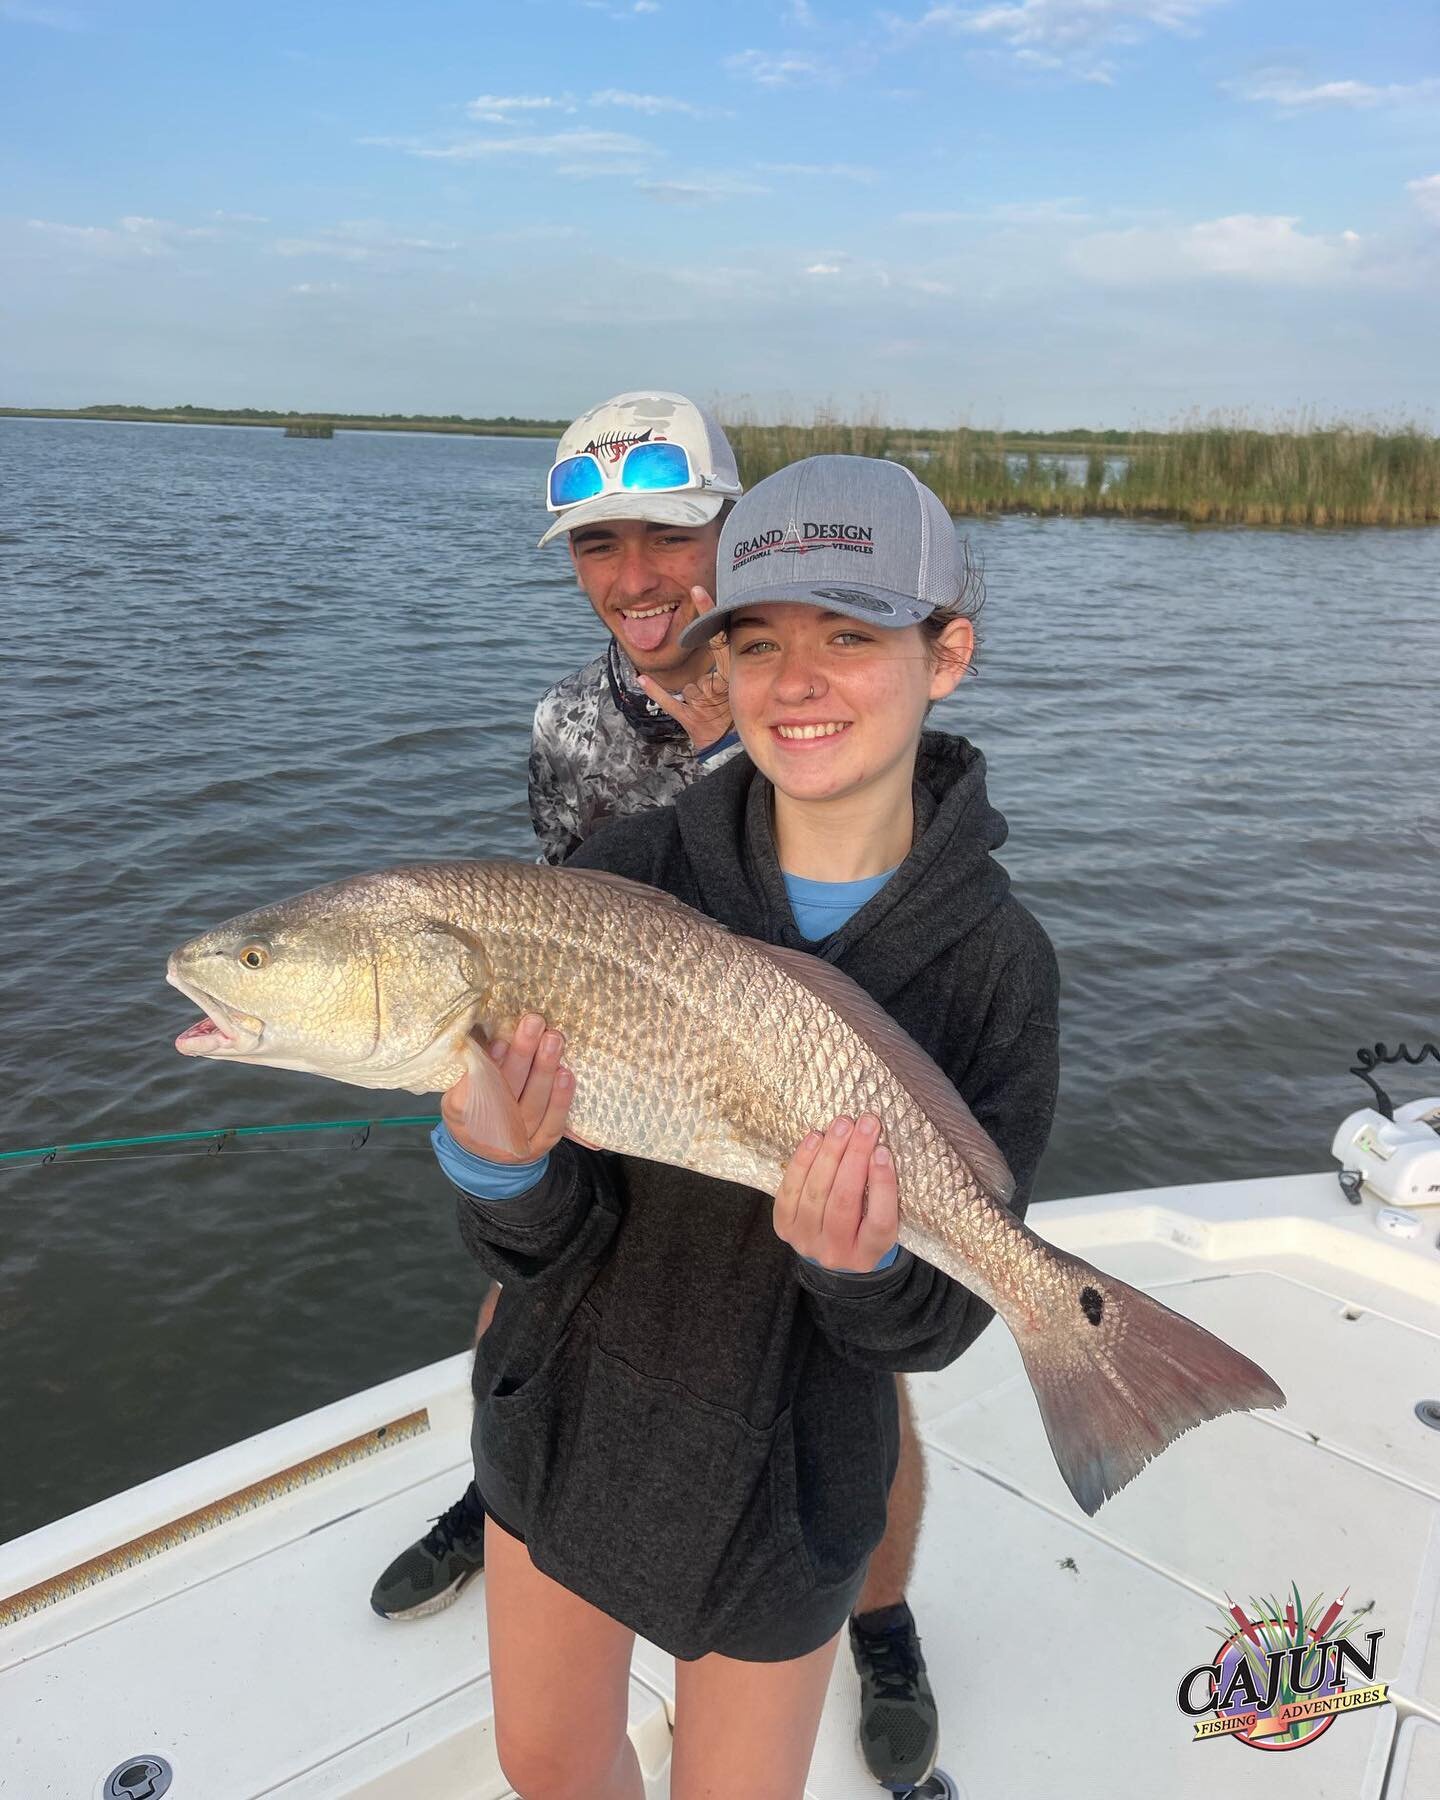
456;1036;533;1159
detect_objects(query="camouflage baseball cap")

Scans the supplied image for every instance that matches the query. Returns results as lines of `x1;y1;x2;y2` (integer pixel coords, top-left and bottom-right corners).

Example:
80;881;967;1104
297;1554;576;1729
538;391;743;548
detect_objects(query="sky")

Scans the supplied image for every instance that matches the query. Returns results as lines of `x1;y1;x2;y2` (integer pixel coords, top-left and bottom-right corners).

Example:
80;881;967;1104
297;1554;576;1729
2;0;1437;428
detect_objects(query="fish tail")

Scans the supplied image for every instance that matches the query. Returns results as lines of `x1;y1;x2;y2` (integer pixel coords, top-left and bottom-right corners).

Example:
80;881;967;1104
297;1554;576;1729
1013;1254;1285;1516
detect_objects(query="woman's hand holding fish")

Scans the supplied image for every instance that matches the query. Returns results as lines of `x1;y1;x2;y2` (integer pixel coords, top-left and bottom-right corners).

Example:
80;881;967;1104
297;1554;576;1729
442;1013;577;1163
772;1113;900;1274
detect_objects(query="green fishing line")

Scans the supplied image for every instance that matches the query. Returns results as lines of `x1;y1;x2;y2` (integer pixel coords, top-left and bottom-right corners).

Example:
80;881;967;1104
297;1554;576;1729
0;1116;442;1165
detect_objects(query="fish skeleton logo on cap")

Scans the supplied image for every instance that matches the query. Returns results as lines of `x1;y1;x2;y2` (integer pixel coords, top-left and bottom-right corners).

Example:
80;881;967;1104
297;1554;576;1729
583;428;660;462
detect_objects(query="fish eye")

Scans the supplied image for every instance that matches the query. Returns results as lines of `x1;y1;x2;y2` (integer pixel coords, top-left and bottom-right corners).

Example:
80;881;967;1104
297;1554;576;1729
239;944;269;970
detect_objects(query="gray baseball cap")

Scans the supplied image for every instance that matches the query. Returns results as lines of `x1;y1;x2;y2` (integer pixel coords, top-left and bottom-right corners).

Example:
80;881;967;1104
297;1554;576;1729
678;454;961;651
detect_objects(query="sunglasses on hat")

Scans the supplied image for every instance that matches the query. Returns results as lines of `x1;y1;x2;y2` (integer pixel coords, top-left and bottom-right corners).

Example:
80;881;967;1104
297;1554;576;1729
548;439;727;511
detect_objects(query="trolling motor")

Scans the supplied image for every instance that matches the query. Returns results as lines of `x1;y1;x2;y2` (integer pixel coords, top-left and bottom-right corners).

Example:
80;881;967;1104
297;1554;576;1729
1332;1041;1440;1210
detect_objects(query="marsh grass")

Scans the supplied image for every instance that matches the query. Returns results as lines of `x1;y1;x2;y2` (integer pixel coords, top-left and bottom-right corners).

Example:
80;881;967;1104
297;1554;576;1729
9;404;1436;525
726;414;1440;526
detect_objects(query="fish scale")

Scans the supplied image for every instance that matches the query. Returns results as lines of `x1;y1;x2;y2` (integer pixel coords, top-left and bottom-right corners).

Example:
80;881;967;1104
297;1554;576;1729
476;862;985;1244
169;856;1286;1514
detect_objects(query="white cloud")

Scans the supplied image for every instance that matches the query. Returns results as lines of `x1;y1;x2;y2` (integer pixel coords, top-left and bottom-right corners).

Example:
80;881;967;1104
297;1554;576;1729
290;281;345;295
486;223;586;241
327;220;458;251
29;220;117;245
119;216;218;240
900;198;1093;224
1408;174;1440;224
725;49;827;86
212;210;270;224
378;128;650;162
912;0;1217;46
1070;213;1367;286
26;215;217;255
0;1;79;27
466;93;575;123
761;162;878;183
1227;73;1440;112
787;0;818;24
273;238;372;261
555;159;651;178
895;0;1218;79
636;175;770;204
787;254;904;291
1012;44;1115;81
589;88;716;118
272;222;459;260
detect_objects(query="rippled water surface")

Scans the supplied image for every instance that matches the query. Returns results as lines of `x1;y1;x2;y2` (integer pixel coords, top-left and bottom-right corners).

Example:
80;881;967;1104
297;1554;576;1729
2;418;1436;1540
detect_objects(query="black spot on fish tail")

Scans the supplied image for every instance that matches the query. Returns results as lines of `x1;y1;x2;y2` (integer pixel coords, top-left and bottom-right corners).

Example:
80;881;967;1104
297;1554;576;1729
1015;1257;1285;1513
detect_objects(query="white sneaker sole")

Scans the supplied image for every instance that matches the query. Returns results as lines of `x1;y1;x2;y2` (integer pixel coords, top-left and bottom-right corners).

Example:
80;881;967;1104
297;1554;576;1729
372;1564;483;1622
854;1721;939;1793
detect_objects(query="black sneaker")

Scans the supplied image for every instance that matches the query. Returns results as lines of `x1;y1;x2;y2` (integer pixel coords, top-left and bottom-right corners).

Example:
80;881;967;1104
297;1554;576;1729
849;1600;940;1792
370;1481;487;1620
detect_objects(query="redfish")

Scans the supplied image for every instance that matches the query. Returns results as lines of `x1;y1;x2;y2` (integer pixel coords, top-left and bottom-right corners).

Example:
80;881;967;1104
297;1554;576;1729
169;859;1285;1514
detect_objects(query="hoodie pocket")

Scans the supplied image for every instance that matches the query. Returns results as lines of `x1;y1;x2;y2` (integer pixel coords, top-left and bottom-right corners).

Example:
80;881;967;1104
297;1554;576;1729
530;1339;813;1657
475;1318;591;1533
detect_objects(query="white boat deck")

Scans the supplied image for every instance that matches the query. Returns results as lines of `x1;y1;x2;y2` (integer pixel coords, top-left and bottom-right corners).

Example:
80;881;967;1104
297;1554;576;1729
4;1170;1439;1799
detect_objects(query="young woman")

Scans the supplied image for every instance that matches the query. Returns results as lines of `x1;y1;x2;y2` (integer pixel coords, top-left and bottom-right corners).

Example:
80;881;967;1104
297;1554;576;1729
431;455;1061;1800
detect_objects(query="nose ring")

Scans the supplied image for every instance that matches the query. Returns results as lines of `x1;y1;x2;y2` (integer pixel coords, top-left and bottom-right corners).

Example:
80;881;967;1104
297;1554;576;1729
805;683;815;700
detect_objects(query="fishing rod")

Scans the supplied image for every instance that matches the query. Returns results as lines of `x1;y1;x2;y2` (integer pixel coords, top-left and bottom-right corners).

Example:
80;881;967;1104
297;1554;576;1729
0;1115;442;1168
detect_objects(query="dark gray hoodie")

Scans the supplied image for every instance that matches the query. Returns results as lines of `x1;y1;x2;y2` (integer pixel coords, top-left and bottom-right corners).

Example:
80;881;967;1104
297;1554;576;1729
454;732;1059;1661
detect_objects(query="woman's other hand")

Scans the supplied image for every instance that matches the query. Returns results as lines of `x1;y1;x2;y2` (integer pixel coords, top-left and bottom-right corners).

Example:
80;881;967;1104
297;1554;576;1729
441;1014;577;1163
773;1113;900;1273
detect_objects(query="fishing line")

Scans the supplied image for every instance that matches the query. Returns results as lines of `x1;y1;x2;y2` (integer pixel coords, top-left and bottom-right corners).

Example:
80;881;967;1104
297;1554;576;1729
0;1115;441;1169
1;1145;424;1170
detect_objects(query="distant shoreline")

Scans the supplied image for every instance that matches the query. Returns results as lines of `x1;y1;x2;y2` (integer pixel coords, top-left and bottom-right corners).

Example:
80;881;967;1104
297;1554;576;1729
0;405;1151;456
5;406;1435;524
0;406;569;440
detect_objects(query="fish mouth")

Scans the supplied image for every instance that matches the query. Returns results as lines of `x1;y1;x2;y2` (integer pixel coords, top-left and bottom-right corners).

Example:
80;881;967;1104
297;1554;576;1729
167;962;264;1057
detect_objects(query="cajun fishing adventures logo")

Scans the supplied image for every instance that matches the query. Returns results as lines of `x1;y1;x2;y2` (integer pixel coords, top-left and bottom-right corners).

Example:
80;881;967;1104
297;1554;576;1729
1176;1585;1388;1750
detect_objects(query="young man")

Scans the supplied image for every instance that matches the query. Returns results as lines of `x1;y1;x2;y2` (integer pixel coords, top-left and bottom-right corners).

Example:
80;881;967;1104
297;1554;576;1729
370;392;941;1791
526;389;745;858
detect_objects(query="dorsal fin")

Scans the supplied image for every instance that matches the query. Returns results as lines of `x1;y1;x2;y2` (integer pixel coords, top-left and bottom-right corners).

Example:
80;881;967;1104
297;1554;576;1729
560;867;1014;1206
557;864;722;927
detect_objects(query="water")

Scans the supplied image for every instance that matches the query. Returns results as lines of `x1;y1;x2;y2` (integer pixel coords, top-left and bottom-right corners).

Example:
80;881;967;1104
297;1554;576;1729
2;418;1437;1542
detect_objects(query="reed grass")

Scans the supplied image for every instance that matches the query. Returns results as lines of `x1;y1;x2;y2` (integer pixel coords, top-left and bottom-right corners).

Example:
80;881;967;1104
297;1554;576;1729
9;404;1437;524
725;415;1440;526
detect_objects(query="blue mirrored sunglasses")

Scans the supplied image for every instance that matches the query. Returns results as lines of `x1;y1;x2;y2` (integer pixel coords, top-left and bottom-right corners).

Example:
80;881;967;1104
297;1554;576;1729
548;439;698;510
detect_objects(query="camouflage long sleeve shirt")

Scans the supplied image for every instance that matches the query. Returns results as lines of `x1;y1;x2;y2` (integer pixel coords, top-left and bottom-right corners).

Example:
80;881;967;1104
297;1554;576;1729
528;640;745;865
